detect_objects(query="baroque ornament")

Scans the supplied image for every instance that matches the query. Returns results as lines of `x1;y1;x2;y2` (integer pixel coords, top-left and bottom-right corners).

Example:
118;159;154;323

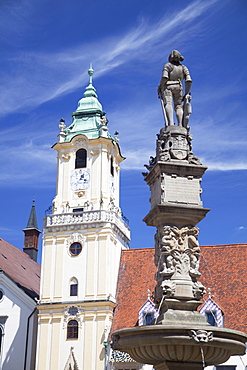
63;305;85;328
61;153;70;161
193;281;206;300
154;224;206;302
191;329;213;343
161;280;176;298
156;127;201;164
74;138;87;149
66;233;86;250
155;225;201;279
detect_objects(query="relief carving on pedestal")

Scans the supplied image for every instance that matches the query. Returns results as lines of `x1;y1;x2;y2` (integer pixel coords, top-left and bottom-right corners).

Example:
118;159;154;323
160;280;176;298
154;225;206;301
156;127;201;165
155;225;201;278
193;281;206;300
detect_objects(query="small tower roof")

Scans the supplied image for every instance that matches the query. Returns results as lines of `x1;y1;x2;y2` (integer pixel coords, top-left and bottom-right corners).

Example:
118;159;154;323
23;200;41;232
61;65;115;142
75;65;103;114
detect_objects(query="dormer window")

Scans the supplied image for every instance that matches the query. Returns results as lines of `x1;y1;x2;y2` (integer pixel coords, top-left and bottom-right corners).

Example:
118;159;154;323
143;312;154;325
205;311;217;326
75;149;87;169
199;298;224;327
138;298;158;326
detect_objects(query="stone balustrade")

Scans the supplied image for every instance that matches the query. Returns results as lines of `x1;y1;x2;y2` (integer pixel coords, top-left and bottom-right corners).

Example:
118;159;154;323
44;210;130;239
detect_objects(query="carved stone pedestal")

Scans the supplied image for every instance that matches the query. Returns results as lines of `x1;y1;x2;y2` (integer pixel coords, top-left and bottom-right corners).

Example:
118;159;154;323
142;126;209;312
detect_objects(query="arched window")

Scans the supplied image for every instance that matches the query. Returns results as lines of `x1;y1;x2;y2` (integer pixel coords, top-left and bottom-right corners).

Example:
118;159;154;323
75;149;87;169
67;320;78;339
70;277;78;296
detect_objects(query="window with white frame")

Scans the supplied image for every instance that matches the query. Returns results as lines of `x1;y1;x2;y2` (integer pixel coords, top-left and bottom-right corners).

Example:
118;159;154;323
69;277;78;296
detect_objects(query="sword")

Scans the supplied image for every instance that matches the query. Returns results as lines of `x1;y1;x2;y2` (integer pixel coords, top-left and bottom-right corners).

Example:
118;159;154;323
158;88;168;126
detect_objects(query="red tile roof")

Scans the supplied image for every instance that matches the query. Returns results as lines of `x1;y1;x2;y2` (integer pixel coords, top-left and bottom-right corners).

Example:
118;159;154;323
112;244;247;335
111;248;156;334
0;238;40;299
200;243;247;333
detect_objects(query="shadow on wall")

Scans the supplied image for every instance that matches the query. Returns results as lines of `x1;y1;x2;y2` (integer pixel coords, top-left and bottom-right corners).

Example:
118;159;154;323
2;301;37;370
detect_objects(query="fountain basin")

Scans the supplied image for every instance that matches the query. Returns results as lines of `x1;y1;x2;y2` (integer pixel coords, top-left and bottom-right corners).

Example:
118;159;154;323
112;324;247;367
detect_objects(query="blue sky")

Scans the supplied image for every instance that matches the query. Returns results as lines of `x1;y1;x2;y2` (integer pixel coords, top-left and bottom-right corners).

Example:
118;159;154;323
0;0;247;262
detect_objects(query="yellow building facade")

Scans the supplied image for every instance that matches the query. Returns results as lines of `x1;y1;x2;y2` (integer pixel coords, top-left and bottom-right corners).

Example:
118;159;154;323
35;68;130;370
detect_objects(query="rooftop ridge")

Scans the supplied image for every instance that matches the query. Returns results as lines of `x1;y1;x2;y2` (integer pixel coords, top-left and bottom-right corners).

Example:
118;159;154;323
201;243;247;248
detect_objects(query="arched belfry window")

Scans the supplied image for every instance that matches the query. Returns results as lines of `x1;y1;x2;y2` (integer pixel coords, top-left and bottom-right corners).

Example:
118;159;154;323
75;149;87;169
67;320;78;339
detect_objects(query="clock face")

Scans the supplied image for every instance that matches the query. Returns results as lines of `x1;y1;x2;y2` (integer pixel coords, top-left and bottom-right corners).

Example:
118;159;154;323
70;169;90;190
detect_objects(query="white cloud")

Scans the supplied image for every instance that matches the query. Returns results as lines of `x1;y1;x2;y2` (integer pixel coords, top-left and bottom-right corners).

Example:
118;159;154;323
0;0;221;117
0;0;37;41
0;142;55;185
0;0;244;184
0;118;56;187
0;226;15;232
0;81;246;189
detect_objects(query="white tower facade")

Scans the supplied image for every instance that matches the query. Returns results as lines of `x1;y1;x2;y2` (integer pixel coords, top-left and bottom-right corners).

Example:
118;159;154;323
36;68;130;370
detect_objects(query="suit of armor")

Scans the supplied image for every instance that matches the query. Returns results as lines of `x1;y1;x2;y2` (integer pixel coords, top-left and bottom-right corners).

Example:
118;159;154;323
159;50;192;127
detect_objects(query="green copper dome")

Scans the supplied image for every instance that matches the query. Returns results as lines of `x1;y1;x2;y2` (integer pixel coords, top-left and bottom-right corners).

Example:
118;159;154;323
63;66;113;141
75;67;102;114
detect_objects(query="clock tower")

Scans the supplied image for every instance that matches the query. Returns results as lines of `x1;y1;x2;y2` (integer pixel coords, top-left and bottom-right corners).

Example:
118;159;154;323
36;67;130;370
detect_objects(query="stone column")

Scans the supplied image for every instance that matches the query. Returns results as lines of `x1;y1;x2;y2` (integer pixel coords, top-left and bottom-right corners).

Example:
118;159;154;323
143;125;209;325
